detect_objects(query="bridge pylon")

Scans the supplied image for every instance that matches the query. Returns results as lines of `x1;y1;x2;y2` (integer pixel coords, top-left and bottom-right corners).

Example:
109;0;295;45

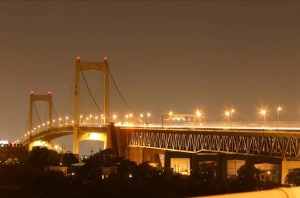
29;91;53;133
73;57;110;154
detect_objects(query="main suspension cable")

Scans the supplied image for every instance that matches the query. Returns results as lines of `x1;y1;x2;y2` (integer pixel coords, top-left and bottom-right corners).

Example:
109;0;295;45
108;67;131;111
33;103;42;124
51;102;59;118
79;64;103;114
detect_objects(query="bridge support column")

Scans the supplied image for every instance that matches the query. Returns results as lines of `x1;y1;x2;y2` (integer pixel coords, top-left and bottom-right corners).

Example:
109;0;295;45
29;92;53;133
73;57;110;154
216;155;228;181
280;160;300;184
127;147;144;164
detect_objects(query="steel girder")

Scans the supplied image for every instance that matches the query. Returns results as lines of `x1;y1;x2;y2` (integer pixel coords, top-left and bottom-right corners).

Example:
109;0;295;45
127;130;300;160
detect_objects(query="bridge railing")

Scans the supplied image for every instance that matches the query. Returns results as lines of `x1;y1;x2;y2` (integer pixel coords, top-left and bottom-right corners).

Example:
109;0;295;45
23;121;107;142
23;120;300;144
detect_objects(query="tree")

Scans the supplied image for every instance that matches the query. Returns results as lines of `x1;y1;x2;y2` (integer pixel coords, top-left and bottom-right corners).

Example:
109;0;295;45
28;147;60;170
80;149;116;179
61;152;79;166
236;161;260;191
285;169;300;186
198;161;217;183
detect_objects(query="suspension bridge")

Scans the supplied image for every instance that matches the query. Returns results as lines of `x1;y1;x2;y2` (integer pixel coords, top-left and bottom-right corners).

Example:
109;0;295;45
18;57;300;184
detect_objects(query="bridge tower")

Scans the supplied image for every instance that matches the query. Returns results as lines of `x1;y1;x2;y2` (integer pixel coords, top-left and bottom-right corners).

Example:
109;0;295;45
29;91;53;132
73;57;110;154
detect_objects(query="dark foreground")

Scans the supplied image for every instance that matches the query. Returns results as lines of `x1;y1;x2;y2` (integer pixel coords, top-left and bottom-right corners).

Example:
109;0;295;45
0;148;285;198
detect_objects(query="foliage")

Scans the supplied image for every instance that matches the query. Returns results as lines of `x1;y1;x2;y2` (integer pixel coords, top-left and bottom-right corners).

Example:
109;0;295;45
285;169;300;186
236;161;261;191
61;152;79;166
0;148;281;197
28;147;60;170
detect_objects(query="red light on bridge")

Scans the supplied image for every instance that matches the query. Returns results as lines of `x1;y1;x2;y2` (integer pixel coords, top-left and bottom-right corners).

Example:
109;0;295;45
48;91;52;95
104;56;108;61
76;56;81;61
30;91;34;95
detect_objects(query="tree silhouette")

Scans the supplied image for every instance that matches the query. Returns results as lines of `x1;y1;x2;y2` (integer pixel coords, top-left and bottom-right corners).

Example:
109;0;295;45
61;152;79;166
28;147;60;170
236;161;260;191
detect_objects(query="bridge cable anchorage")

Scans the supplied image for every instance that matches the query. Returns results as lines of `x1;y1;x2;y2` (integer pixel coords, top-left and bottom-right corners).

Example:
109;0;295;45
79;63;103;114
33;103;42;124
107;66;131;111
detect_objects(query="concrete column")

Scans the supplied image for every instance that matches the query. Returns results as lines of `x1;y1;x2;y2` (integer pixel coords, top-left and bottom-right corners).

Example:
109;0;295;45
281;160;288;184
280;160;300;184
217;155;228;180
128;147;144;164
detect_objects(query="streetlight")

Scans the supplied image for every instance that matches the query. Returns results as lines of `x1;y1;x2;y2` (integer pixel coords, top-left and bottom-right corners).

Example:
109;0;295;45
89;114;93;124
65;116;69;125
80;115;83;124
94;115;99;126
140;113;144;124
86;117;89;125
112;114;117;123
59;117;62;127
100;114;104;125
224;109;235;127
195;110;202;126
225;111;230;126
259;108;267;127
277;106;282;129
146;112;151;125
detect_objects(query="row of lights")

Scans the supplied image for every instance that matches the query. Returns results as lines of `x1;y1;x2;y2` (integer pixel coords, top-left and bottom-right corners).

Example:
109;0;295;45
167;106;283;125
23;106;284;140
24;112;152;139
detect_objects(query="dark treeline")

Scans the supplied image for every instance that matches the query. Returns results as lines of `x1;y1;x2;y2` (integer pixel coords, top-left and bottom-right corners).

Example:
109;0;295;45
0;148;283;198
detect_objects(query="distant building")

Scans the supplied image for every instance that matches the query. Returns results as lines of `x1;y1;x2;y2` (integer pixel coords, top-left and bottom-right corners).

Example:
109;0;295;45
0;143;27;163
101;166;118;179
46;166;68;175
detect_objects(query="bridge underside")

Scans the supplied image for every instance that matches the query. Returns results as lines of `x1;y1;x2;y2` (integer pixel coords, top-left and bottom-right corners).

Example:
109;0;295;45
25;126;110;151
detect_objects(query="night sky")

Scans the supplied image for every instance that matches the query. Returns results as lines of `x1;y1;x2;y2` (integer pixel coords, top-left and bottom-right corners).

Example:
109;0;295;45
1;1;300;147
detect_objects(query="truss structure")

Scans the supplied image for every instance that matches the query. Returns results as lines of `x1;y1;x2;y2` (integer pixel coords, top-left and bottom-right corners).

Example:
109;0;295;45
127;129;300;160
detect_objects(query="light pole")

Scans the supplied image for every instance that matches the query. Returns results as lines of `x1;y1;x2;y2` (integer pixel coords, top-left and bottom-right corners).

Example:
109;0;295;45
224;109;235;127
112;114;117;123
79;115;83;125
140;113;144;124
225;111;230;126
162;111;173;128
168;111;173;126
230;109;235;127
259;108;267;127
59;117;62;127
146;112;151;125
195;110;202;127
65;116;69;126
277;106;282;129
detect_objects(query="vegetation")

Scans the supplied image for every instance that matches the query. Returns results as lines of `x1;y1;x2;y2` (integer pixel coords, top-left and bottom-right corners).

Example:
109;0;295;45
0;147;280;198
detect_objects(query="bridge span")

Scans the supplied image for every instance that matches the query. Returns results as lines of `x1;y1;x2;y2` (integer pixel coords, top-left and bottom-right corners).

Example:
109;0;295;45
24;125;300;160
23;125;300;184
